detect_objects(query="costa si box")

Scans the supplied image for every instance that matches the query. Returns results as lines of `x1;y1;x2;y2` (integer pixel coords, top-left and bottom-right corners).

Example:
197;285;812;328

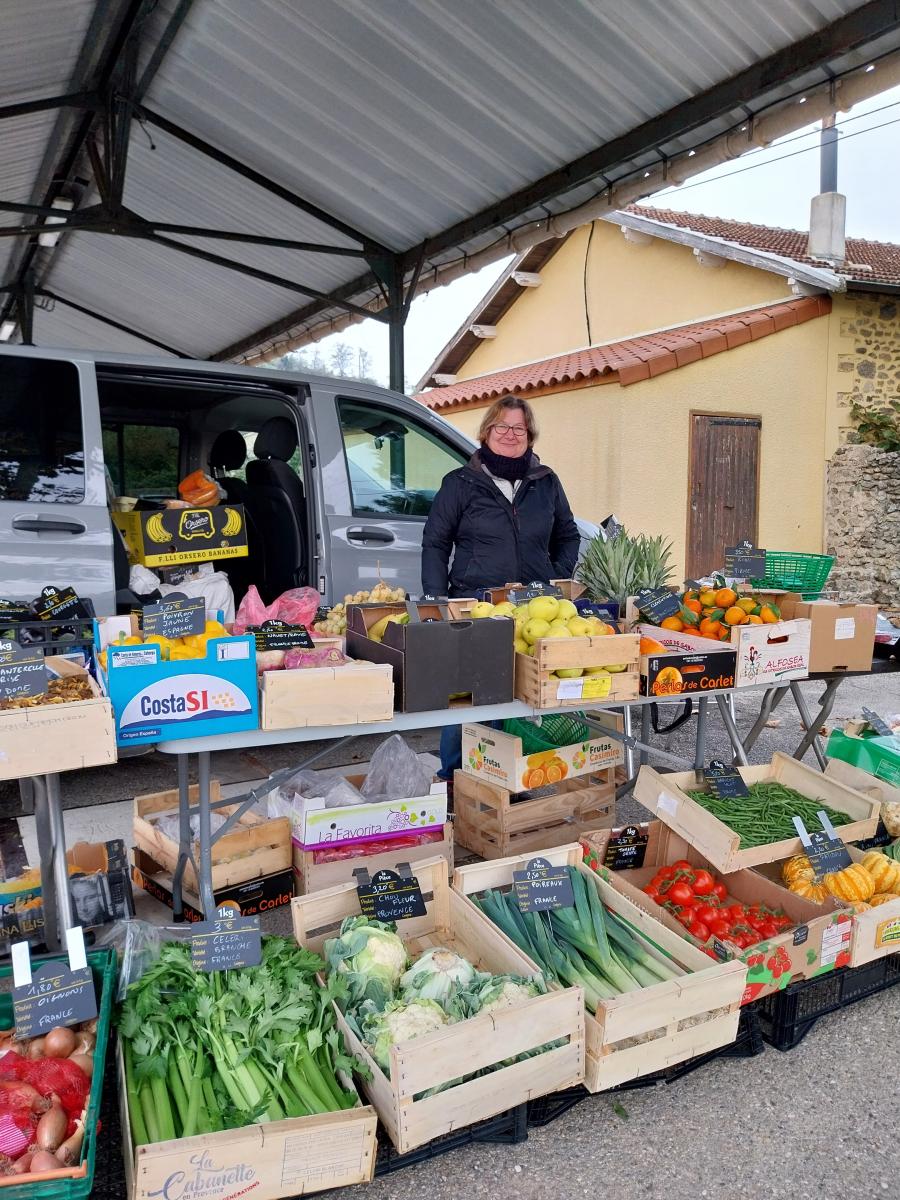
96;620;258;745
636;624;736;696
461;721;622;790
113;504;249;568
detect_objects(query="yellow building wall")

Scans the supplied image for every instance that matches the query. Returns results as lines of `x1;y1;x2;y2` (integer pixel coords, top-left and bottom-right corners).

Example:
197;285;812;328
443;318;829;582
459;221;794;381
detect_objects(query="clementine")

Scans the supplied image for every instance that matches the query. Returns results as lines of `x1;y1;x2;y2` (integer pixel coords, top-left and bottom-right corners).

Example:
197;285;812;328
723;605;748;626
760;606;779;624
683;598;702;615
747;614;764;624
715;588;738;609
660;616;684;632
699;617;723;638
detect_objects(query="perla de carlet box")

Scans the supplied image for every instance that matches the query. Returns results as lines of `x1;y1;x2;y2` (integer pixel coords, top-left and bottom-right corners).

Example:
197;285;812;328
96;620;258;745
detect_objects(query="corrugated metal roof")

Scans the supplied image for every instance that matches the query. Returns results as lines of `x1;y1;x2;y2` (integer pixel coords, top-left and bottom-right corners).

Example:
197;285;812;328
2;0;899;365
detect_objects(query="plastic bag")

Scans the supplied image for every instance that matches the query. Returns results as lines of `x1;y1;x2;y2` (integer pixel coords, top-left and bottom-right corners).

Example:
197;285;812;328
271;768;364;818
273;587;320;628
234;584;270;633
312;826;445;863
178;469;222;506
359;734;432;804
284;645;348;670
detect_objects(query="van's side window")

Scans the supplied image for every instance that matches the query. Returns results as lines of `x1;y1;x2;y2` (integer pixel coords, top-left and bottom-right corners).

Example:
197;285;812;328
337;400;465;516
101;423;180;499
0;359;84;503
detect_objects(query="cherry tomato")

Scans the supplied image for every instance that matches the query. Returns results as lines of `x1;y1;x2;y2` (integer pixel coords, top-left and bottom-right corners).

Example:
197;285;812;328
671;860;693;872
757;920;779;938
694;904;719;925
711;882;728;902
726;904;746;923
643;885;661;902
730;933;750;949
709;918;732;938
668;881;694;906
687;918;710;940
656;866;676;881
676;908;696;928
691;870;715;897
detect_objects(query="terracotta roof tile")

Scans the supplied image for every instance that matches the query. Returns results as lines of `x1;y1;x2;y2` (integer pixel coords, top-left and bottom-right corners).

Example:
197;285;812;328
415;295;829;412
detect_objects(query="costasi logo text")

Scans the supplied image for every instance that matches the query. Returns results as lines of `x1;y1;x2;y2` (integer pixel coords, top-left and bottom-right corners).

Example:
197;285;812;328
147;1151;257;1200
119;673;251;731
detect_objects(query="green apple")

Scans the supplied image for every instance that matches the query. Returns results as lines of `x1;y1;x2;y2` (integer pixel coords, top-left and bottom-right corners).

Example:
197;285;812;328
556;599;578;620
544;625;572;638
492;601;516;617
566;616;593;637
469;601;495;618
522;618;551;645
527;595;560;623
555;666;584;678
513;636;529;654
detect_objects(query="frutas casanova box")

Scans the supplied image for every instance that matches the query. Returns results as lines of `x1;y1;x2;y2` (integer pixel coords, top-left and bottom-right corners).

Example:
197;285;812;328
461;721;623;790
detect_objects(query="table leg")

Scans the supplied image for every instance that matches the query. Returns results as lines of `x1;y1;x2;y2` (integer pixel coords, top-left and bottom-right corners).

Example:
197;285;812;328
32;778;59;952
715;695;750;766
694;697;708;769
45;775;73;936
621;707;635;780
197;751;215;919
742;686;788;755
640;706;651;767
173;753;192;923
790;679;839;769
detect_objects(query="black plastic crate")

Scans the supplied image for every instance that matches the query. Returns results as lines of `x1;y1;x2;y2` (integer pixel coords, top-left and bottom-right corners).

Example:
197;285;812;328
527;1085;590;1127
757;954;900;1051
374;1103;528;1175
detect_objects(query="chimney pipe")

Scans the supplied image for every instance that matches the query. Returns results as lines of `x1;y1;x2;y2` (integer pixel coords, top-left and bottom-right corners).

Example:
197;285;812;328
808;116;845;265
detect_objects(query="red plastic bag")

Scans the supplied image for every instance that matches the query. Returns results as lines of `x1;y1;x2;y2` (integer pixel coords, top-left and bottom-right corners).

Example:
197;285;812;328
234;585;273;634
273;587;320;628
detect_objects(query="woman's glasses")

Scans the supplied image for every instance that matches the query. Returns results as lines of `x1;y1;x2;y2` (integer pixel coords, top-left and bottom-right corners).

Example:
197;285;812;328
492;423;527;437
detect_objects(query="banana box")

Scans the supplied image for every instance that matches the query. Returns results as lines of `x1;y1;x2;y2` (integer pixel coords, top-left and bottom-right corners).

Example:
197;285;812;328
112;504;248;568
461;721;623;791
95;618;259;745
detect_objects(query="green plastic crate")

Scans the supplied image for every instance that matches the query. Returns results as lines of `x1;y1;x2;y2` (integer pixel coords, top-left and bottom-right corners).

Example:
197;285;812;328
502;714;591;753
749;551;834;594
0;946;117;1199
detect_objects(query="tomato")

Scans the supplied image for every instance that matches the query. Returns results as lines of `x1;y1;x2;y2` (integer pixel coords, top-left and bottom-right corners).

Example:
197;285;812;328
709;918;732;938
675;908;696;928
668;881;695;906
691;870;715;897
671;860;693;872
711;881;728;902
730;933;750;949
687;918;710;940
757;920;779;938
726;904;746;923
694;904;719;925
655;866;676;881
643;885;661;902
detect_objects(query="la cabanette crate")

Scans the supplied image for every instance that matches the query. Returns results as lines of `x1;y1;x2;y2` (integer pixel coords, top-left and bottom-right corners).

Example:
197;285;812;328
634;753;880;873
118;1049;377;1200
292;856;584;1154
453;769;615;860
293;823;454;895
453;845;746;1092
133;780;291;892
514;633;640;709
584;823;853;1006
0;657;116;781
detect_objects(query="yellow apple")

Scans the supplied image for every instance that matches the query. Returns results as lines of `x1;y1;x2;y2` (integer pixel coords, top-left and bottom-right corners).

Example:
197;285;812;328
603;664;628;673
556;599;578;620
566;616;593;637
587;617;610;635
544;625;572;638
527;595;560;623
522;618;551;645
492;601;516;617
513;636;529;654
555;666;584;678
584;666;611;676
469;601;495;618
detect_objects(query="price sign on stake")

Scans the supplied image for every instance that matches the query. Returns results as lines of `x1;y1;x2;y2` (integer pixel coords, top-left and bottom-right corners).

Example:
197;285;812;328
0;640;47;702
635;587;681;622
507;583;563;604
142;596;206;640
792;812;853;881
604;826;650;870
250;620;315;652
513;857;575;912
191;902;261;972
702;760;750;799
11;928;97;1038
355;864;426;922
862;707;896;739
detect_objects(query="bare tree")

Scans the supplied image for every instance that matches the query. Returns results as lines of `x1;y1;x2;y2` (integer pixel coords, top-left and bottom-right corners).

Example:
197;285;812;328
356;348;375;382
329;342;354;376
309;347;326;373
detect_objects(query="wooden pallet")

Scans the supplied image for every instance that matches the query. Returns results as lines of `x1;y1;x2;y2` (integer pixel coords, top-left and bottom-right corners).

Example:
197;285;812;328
514;634;640;708
292;857;584;1154
453;769;614;859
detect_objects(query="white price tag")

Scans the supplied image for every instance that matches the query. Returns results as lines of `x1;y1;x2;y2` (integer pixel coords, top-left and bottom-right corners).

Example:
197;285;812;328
834;618;856;640
657;792;679;817
217;641;250;661
555;679;585;700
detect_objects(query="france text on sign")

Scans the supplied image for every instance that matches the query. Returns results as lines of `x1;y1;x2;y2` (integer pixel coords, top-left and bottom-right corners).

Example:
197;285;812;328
635;588;681;622
702;761;751;799
604;826;650;870
724;541;767;579
250;620;315;652
0;640;47;701
12;958;97;1038
356;865;426;922
792;813;852;881
143;596;207;640
191;902;261;972
512;857;575;912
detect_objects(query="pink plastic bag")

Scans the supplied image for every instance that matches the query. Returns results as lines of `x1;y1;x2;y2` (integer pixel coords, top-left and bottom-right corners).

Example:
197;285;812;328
234;585;321;634
233;585;272;634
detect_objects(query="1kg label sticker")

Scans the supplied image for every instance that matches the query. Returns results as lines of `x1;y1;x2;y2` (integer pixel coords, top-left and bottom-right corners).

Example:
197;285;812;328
356;864;426;922
512;857;575;912
191;902;261;973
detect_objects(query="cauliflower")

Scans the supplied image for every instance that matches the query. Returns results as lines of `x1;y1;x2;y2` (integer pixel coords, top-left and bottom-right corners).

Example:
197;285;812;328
474;976;544;1015
325;916;408;1003
362;998;450;1071
400;947;477;1007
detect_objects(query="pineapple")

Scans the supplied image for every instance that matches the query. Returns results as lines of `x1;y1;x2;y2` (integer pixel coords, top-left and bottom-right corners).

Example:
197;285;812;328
575;529;673;603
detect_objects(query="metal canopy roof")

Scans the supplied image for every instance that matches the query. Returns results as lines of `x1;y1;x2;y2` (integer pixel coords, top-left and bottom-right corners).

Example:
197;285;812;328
2;0;899;387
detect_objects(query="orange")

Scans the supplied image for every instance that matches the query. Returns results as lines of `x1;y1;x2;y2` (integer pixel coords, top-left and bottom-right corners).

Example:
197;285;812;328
660;616;684;632
723;606;748;626
640;635;669;655
699;590;717;607
759;606;779;624
683;598;702;615
747;614;764;624
652;666;683;695
736;597;757;614
699;618;722;638
715;587;737;609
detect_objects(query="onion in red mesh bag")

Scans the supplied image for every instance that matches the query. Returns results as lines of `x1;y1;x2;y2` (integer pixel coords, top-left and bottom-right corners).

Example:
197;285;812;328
25;1060;89;1119
283;646;349;670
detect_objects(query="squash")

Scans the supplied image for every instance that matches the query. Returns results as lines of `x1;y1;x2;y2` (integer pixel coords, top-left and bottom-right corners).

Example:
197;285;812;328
869;892;900;907
859;850;900;894
823;863;876;903
782;855;814;885
787;876;829;903
842;900;871;914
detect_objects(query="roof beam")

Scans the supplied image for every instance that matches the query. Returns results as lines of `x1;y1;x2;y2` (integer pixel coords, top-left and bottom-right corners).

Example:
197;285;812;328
0;92;96;122
37;288;189;356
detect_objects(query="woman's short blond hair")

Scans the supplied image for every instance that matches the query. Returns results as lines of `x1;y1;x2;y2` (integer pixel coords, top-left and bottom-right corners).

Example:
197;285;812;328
477;396;538;445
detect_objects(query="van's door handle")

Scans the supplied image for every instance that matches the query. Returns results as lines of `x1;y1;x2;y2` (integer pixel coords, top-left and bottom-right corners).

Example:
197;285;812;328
346;527;394;544
12;516;86;535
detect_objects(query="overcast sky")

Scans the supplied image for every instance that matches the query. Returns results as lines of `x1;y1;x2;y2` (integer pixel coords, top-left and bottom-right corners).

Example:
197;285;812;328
303;82;900;391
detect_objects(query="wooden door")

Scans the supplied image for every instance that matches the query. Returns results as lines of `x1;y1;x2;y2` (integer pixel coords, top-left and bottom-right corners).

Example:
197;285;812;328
687;414;761;579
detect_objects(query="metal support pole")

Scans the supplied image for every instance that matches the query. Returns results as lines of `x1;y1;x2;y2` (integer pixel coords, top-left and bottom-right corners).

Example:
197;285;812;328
820;113;838;194
621;706;635;780
45;774;74;936
790;679;840;769
32;779;59;952
173;752;193;922
388;258;405;393
714;694;750;766
694;697;708;769
639;705;651;767
743;685;789;756
197;751;215;919
18;275;35;345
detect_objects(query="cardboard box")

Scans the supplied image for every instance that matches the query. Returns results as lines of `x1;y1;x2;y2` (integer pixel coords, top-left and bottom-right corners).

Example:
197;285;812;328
584;822;850;1005
113;504;249;568
777;595;876;673
730;618;811;687
636;624;737;696
453;845;745;1092
287;772;448;850
131;847;292;922
294;857;584;1152
473;579;586;605
514;633;640;709
0;657;116;781
635;753;881;873
260;659;393;730
134;781;291;892
97;622;259;745
346;601;514;712
454;768;615;859
461;720;623;790
292;823;454;895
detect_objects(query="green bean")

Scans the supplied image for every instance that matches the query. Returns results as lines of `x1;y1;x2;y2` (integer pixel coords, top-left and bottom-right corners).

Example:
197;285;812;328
684;781;852;848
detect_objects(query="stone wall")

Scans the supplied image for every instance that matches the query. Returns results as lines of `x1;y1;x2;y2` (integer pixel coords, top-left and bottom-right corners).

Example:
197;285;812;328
834;294;900;444
825;443;900;604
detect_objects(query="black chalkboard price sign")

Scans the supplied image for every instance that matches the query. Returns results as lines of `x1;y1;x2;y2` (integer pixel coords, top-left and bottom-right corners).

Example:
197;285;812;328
507;583;564;604
702;761;751;799
792;813;853;881
0;640;47;702
11;950;97;1038
724;540;767;580
250;620;315;652
355;864;426;922
143;596;206;640
635;587;681;622
191;903;262;972
512;857;575;912
604;826;650;870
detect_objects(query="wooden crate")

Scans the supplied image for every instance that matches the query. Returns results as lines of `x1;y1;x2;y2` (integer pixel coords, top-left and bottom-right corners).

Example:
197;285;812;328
118;1046;377;1200
292;857;584;1153
453;844;746;1092
260;660;394;730
845;845;900;965
293;823;454;895
454;769;615;859
514;634;640;708
134;781;291;891
634;752;881;873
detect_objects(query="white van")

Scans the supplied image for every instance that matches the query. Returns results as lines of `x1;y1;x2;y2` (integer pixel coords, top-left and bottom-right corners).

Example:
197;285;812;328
0;346;596;612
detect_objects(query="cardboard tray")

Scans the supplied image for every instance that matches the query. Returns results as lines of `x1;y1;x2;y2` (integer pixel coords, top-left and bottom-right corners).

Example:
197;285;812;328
634;753;881;873
260;660;394;730
460;720;623;790
131;847;292;922
292;856;584;1153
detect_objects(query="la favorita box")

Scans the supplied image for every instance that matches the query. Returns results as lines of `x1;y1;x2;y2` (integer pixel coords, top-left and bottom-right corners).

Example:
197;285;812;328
461;721;622;791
